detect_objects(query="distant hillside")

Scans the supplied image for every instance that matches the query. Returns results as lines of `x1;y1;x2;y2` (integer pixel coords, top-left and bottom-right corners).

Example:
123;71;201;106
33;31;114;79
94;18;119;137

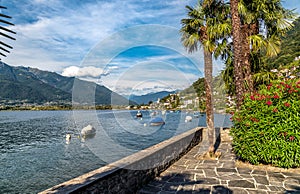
268;17;300;67
0;62;133;105
178;74;226;111
129;91;176;105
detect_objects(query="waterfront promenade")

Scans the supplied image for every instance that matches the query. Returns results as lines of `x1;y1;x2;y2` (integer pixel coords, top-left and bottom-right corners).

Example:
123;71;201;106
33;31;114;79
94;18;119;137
139;129;300;194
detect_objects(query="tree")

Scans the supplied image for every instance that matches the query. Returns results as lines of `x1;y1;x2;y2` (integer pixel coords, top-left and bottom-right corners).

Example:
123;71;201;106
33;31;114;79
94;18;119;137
224;0;295;107
180;0;230;154
241;0;295;90
230;0;245;108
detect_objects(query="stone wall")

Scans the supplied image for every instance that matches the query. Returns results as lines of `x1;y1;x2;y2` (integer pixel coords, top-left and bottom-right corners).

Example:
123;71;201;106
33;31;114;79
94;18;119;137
40;127;203;194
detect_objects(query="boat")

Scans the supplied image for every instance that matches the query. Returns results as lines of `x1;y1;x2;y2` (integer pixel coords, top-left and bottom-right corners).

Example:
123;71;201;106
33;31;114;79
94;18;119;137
81;125;96;137
185;115;192;122
193;112;200;118
149;117;165;126
136;111;143;118
150;111;157;117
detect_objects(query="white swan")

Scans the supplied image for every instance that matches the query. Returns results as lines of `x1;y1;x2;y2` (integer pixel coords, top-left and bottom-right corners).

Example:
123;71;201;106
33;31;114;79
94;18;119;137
81;125;96;137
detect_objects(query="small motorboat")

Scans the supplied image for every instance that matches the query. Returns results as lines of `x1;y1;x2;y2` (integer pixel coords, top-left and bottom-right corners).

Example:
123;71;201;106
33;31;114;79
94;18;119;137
193;112;200;118
66;134;71;141
185;115;192;122
149;117;165;126
81;125;96;137
65;134;71;144
150;111;157;117
136;111;143;118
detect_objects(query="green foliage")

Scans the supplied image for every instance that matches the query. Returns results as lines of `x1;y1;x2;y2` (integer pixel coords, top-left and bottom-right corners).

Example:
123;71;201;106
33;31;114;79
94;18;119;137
230;78;300;168
268;17;300;68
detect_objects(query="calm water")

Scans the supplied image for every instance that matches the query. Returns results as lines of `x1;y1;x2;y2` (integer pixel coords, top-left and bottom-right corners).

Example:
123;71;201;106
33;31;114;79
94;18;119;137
0;110;231;193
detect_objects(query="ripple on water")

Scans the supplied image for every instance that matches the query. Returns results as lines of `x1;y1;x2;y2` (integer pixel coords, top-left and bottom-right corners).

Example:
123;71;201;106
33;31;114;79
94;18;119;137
0;110;231;193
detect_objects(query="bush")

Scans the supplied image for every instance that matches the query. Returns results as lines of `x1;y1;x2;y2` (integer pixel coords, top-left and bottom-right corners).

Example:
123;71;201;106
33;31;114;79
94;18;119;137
230;78;300;168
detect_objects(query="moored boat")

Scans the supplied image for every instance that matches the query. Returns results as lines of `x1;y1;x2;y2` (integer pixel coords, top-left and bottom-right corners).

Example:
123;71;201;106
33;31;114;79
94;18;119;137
149;117;165;126
136;111;143;118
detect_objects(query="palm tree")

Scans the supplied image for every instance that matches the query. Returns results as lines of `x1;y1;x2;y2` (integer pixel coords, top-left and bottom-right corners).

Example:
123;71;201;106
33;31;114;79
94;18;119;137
0;6;16;59
180;0;230;154
241;0;295;89
230;0;245;108
224;0;295;106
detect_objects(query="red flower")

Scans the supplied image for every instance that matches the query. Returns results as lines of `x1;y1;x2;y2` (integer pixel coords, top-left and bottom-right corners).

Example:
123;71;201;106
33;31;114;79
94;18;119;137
289;136;295;141
284;102;290;107
285;84;291;89
273;108;278;113
273;94;280;99
267;86;271;90
250;95;255;101
266;100;272;106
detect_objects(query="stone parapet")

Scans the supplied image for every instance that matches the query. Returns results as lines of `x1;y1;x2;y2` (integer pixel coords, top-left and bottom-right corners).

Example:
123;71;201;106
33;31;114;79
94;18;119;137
40;127;203;194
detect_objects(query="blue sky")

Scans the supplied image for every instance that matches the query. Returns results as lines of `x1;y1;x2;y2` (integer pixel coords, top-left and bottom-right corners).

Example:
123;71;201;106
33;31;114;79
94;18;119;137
1;0;299;95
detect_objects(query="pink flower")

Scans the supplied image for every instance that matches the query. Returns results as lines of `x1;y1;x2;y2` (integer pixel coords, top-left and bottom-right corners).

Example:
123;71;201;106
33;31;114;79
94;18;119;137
284;102;290;107
273;108;278;113
266;100;272;106
289;136;295;141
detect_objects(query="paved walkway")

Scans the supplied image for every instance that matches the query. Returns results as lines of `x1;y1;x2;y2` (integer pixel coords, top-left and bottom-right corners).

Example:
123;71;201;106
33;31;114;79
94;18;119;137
138;130;300;194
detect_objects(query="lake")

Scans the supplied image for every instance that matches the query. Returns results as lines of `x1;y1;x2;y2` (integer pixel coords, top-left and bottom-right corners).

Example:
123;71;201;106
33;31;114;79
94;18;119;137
0;110;231;193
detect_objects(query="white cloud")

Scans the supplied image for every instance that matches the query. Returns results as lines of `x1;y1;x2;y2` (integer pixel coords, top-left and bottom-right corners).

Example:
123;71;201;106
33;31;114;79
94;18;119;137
3;0;216;95
62;66;107;78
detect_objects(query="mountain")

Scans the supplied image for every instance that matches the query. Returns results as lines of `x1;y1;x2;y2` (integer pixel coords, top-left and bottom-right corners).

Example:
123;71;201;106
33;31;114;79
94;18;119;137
0;62;133;106
129;91;176;105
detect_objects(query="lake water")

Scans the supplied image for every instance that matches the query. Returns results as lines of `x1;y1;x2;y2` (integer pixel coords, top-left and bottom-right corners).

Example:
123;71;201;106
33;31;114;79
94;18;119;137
0;110;231;193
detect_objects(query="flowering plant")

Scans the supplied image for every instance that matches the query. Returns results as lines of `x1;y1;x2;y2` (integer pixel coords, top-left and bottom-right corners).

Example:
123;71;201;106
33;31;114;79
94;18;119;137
230;78;300;168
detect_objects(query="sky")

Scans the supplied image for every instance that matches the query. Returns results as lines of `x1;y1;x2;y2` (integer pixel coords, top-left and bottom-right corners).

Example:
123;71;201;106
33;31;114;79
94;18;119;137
0;0;299;95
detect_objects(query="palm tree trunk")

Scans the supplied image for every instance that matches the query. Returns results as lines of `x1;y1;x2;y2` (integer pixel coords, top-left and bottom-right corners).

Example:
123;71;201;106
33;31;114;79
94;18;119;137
204;49;215;153
241;24;254;93
230;0;245;108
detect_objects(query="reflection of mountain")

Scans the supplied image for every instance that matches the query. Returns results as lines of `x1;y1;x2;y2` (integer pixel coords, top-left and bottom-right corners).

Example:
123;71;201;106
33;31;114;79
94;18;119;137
129;91;176;105
0;62;133;105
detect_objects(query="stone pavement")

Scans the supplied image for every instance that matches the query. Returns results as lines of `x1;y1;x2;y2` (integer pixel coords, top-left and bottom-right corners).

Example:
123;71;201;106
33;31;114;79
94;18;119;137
138;129;300;194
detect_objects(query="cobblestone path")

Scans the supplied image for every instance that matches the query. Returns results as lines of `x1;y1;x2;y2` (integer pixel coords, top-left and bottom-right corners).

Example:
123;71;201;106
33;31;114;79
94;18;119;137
139;130;300;194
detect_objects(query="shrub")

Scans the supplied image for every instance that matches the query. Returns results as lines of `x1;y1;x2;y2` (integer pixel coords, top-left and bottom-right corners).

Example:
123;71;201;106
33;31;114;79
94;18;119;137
230;78;300;168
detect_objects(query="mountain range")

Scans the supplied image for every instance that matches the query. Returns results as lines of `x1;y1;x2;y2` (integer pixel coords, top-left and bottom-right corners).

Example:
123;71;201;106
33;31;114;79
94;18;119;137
0;62;132;106
129;91;176;105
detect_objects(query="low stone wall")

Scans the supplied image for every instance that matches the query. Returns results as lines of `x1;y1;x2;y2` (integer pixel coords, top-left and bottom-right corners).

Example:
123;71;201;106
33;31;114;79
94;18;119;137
40;127;203;194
